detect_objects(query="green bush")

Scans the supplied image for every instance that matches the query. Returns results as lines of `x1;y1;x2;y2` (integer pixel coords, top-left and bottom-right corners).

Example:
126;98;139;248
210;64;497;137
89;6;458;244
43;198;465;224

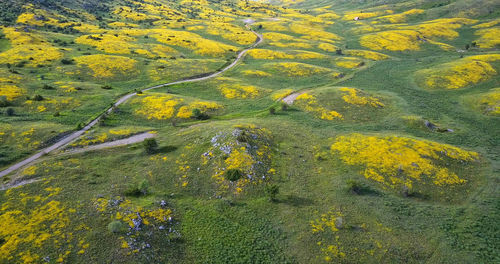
107;220;124;233
144;138;158;154
33;95;44;101
6;108;14;116
0;96;9;107
125;179;150;197
61;58;74;65
192;108;209;120
346;179;363;194
281;103;288;111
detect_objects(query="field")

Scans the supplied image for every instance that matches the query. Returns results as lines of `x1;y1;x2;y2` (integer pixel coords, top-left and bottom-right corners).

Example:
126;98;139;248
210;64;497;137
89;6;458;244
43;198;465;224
0;0;499;263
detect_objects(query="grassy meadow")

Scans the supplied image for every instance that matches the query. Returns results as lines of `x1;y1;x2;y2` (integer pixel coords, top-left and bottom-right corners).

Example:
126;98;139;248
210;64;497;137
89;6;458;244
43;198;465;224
0;0;498;263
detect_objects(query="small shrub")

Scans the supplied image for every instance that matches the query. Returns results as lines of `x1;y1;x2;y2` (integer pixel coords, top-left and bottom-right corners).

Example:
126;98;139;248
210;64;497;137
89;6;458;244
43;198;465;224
236;131;250;143
192;108;209;120
144;138;158;154
265;184;279;201
15;61;27;68
125;179;150;197
336;49;343;55
281;103;288;111
33;95;44;101
0;96;9;107
61;58;74;65
346;179;363;195
42;84;55;90
6;108;14;116
107;220;124;233
225;169;242;182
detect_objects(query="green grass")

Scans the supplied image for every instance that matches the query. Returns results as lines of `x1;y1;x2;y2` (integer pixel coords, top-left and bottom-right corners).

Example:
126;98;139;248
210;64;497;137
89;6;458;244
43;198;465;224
0;0;498;263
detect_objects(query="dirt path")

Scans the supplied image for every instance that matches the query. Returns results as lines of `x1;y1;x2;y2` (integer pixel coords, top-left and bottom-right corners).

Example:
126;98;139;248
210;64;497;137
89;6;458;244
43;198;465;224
282;91;307;105
62;132;156;155
0;179;41;191
0;27;263;178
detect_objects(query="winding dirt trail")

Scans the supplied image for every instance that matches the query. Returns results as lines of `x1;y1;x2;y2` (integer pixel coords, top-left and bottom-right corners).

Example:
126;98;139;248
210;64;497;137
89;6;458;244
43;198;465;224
62;132;156;155
0;27;263;178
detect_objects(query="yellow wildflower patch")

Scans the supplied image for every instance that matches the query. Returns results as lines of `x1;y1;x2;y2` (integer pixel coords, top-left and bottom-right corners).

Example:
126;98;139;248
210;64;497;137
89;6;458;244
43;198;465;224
339;88;384;107
416;54;500;90
271;89;294;101
361;18;477;51
16;8;75;28
135;94;221;120
150;29;238;56
0;84;24;101
290;23;341;43
112;6;162;21
331;133;478;189
0;44;63;66
318;43;338;52
242;70;271;77
24;97;80;113
472;19;500;28
335;57;365;68
205;22;257;45
255;21;288;32
108;22;139;28
474;27;500;48
0;187;88;263
2;27;45;45
176;101;223;118
262;32;295;42
247;49;294;59
344;50;389;60
376;9;424;23
295;93;343;120
218;83;265;99
470;88;500;116
135;94;182;120
74;54;138;78
75;34;138;54
360;30;421;51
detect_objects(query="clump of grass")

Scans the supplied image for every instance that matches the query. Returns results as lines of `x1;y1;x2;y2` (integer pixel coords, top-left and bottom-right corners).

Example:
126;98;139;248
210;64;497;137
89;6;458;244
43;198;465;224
265;183;279;201
225;169;242;182
108;220;124;233
125;179;150;197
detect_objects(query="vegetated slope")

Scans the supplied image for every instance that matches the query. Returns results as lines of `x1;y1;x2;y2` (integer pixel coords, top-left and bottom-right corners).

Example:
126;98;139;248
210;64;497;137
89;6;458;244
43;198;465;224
0;0;499;263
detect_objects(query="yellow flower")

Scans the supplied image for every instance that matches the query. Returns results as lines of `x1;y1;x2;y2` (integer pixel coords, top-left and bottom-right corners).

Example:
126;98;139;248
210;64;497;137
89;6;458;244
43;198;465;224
330;133;478;188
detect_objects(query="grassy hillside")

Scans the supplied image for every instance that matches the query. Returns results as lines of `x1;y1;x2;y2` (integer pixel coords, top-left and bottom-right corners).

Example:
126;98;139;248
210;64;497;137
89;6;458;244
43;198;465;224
0;0;498;263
